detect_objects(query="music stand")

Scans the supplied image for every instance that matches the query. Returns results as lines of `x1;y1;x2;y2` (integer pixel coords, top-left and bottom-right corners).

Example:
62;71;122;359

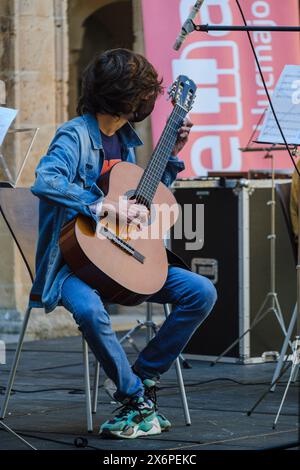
0;127;39;188
211;118;295;366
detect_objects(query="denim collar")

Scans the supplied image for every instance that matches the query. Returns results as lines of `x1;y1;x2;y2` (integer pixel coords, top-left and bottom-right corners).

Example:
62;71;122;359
82;113;143;150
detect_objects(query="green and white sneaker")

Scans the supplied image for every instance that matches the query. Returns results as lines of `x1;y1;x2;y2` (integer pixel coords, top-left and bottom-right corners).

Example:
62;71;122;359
143;379;171;432
99;396;161;439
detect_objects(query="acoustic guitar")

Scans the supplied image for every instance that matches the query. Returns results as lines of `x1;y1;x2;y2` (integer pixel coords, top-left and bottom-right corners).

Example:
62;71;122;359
59;75;197;305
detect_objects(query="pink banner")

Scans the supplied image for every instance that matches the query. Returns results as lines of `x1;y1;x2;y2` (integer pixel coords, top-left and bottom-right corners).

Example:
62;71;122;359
142;0;300;177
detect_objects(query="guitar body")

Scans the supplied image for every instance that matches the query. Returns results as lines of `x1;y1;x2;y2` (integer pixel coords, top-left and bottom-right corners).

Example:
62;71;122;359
59;161;179;306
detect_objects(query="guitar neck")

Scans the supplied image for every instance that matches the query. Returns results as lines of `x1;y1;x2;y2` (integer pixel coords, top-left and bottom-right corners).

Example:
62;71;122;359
135;104;187;206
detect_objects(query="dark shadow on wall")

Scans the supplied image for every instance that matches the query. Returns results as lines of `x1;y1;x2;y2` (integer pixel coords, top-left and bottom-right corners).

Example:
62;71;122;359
78;1;134;99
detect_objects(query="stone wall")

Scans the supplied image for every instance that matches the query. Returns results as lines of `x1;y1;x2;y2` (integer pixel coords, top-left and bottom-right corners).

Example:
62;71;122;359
0;0;76;339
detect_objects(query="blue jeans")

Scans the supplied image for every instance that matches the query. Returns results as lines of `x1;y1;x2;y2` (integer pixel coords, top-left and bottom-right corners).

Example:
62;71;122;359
60;266;217;402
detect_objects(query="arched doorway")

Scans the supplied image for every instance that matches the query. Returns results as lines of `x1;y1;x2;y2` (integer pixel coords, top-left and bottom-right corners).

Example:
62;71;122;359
68;0;133;118
79;1;133;78
68;0;152;168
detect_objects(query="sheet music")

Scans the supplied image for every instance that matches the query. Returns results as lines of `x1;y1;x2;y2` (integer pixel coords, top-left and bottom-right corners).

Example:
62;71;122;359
0;106;18;146
257;65;300;146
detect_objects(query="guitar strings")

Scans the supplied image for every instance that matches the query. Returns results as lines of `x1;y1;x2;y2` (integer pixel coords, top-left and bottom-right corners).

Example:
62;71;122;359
144;105;186;187
135;106;186;205
138;106;186;194
135;128;181;205
135;107;184;199
135;106;187;205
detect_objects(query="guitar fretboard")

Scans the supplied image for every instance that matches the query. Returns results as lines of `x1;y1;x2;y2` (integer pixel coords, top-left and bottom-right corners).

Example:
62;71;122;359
135;104;187;207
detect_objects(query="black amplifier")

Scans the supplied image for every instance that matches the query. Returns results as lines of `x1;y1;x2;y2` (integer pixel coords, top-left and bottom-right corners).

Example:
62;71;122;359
170;179;296;363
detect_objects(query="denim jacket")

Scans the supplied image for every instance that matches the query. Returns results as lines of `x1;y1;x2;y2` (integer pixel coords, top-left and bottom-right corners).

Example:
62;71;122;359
30;113;185;313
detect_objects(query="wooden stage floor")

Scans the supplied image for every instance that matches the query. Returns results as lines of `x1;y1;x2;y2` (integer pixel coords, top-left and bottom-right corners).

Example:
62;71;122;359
0;334;299;451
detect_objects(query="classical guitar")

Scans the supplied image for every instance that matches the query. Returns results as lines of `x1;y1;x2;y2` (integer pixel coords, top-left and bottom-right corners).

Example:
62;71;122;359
59;76;197;305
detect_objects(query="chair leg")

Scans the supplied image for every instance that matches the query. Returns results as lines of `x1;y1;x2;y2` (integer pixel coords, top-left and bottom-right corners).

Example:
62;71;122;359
82;336;93;433
174;357;191;426
92;360;100;414
163;304;191;426
0;306;32;420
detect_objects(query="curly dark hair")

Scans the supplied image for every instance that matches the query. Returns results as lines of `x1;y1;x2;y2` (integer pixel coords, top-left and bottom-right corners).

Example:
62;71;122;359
77;48;163;117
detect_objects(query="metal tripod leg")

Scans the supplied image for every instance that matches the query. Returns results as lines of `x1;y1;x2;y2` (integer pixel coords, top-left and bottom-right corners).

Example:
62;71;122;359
0;419;37;450
163;304;191;426
146;303;154;343
92;360;100;414
119;305;191;367
247;337;299;418
120;322;144;352
273;336;300;429
271;304;297;392
247;358;292;416
272;293;291;341
146;304;190;366
119;320;158;352
211;292;290;365
82;337;93;433
0;306;31;419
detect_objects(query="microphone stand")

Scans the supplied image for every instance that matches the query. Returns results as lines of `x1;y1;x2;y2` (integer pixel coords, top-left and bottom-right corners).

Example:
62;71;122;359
246;179;300;429
192;22;300;33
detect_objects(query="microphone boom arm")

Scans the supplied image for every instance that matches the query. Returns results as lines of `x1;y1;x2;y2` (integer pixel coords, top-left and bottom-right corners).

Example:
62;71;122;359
193;23;300;32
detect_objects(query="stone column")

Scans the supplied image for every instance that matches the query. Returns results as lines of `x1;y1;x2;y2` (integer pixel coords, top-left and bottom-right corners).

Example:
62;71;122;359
54;0;69;126
0;0;73;338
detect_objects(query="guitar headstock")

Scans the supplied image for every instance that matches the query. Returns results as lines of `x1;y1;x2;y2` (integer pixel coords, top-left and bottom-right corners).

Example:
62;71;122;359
168;75;197;112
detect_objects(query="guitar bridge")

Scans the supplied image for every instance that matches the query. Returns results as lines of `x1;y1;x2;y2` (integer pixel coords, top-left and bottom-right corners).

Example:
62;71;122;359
99;226;145;264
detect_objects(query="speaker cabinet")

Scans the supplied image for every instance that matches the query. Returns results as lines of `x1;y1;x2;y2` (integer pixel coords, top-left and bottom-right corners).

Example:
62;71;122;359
171;179;296;363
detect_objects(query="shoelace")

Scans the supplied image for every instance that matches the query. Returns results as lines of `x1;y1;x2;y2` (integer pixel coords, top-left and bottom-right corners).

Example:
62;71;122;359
113;400;144;421
144;385;158;411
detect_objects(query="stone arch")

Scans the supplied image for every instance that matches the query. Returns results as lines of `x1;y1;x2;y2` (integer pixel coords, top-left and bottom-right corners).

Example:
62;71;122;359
67;0;152;166
78;1;134;99
68;0;132;118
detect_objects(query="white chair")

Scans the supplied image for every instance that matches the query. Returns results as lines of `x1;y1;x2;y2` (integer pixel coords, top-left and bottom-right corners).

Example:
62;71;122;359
0;188;191;433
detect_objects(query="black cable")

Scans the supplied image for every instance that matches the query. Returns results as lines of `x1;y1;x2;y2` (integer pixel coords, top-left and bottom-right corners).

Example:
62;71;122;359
4;346;138;355
0;385;105;395
235;0;300;179
0;376;298;397
5;348;85;354
260;440;300;451
157;377;299;390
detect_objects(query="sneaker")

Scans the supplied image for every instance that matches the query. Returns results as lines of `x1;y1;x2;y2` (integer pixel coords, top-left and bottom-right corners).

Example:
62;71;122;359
99;396;161;439
143;379;171;432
